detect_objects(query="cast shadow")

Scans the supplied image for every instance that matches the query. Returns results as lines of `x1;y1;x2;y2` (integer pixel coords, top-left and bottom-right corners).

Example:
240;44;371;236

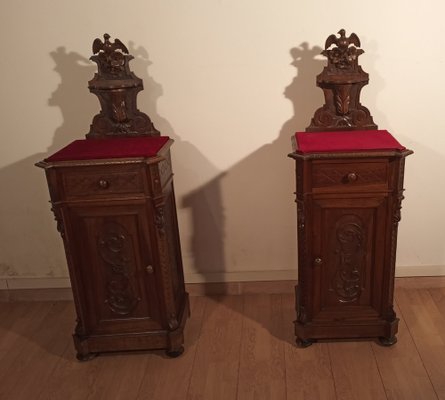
182;43;324;343
0;47;97;280
0;46;98;358
128;42;226;299
358;37;390;130
0;39;221;356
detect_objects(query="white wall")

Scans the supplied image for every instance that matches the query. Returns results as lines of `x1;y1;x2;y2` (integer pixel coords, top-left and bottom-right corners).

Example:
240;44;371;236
1;0;444;287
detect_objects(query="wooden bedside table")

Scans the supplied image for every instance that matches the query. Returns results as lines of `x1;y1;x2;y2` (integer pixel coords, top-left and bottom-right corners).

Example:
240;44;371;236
37;137;189;360
289;30;412;346
289;130;412;346
37;34;188;359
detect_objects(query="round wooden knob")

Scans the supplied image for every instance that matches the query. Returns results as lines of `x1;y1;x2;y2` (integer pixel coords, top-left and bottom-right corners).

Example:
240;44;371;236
98;179;109;189
347;172;358;182
314;258;322;265
146;265;154;274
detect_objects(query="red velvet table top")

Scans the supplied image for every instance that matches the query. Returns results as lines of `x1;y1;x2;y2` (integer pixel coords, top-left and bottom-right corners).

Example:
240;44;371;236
294;130;405;154
45;136;170;162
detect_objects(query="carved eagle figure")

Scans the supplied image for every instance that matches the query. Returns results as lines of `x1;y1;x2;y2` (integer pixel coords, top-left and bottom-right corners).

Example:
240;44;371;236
92;33;129;55
325;29;361;50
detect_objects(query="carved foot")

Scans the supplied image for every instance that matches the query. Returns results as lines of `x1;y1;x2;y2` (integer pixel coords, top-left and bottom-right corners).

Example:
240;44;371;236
76;352;97;361
378;336;398;347
296;338;313;348
166;346;184;358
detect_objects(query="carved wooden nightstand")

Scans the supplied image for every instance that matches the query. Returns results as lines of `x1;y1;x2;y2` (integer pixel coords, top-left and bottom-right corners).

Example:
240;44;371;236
37;35;188;359
38;137;189;360
289;30;412;346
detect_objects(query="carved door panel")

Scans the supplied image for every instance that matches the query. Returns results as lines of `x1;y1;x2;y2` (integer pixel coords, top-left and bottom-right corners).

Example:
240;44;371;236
66;203;162;335
311;195;388;322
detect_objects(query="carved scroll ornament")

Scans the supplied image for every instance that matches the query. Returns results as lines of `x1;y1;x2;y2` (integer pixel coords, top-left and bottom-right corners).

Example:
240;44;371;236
307;29;377;132
333;215;365;303
87;34;159;138
98;221;140;315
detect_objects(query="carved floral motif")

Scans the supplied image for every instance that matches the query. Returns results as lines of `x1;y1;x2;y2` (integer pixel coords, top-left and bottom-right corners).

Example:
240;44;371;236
87;34;159;138
306;29;377;131
332;215;365;302
98;221;139;315
154;197;179;331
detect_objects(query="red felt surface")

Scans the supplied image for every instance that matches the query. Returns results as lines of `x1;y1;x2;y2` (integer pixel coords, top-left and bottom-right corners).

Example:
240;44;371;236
45;136;170;162
294;130;405;153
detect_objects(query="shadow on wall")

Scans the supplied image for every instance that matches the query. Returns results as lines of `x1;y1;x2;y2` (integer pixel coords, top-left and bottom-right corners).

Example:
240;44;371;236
181;43;324;297
128;42;226;289
0;38;324;292
119;40;325;301
0;47;97;278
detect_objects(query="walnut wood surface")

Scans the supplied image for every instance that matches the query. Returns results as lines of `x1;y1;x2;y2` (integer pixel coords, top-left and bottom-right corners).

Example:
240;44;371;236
306;29;377;132
86;34;159;138
1;284;444;399
291;29;412;346
37;145;189;359
290;150;411;344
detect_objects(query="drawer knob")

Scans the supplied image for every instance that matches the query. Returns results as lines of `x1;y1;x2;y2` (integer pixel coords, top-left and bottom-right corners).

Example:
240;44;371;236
98;179;109;189
146;265;154;274
314;258;322;265
347;172;358;182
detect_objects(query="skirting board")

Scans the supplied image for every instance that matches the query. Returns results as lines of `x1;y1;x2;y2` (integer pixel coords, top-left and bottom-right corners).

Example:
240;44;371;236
1;265;445;288
184;265;445;283
0;265;444;296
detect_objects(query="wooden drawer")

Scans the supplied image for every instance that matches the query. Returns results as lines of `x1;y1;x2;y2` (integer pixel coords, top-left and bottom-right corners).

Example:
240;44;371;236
311;160;388;192
61;165;145;199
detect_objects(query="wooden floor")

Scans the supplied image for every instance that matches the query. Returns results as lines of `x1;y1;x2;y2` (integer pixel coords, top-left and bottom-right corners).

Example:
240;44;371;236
1;279;445;399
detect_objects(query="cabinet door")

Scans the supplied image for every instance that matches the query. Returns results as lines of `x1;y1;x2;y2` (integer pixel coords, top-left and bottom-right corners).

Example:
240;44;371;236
65;203;162;335
310;195;388;322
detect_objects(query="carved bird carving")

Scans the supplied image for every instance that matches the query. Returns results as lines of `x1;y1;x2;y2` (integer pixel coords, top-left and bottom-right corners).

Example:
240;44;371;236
92;33;129;55
325;29;361;50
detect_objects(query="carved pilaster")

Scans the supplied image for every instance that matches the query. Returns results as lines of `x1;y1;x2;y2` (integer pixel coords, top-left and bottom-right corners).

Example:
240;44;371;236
295;157;309;323
154;204;178;330
50;204;65;239
387;157;407;313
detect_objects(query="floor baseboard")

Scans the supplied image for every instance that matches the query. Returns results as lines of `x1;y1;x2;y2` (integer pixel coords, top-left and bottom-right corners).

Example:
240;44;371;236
1;277;445;302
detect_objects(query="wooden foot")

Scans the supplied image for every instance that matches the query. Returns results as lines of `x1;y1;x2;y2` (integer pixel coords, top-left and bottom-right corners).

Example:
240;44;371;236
378;336;398;346
296;338;313;348
76;351;97;361
166;346;184;358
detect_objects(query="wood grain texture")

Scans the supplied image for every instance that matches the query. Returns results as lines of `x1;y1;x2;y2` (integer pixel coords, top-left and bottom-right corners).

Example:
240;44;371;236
328;341;387;400
291;149;411;344
186;296;244;400
397;287;445;399
371;302;437;400
1;281;445;400
282;293;336;400
0;302;72;400
38;146;189;359
237;294;286;400
135;296;206;400
396;277;445;289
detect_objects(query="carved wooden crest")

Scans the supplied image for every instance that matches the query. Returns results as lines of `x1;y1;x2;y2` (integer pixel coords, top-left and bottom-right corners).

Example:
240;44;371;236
306;29;377;132
87;34;159;138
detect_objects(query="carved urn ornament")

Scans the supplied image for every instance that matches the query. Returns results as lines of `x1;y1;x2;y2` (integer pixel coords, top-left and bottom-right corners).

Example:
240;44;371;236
87;33;159;138
307;29;377;132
